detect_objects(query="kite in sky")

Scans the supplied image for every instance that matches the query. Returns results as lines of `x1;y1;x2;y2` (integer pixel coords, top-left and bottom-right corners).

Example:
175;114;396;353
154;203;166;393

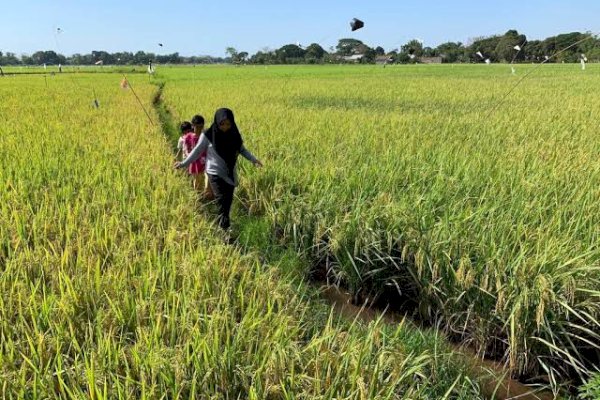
350;18;364;32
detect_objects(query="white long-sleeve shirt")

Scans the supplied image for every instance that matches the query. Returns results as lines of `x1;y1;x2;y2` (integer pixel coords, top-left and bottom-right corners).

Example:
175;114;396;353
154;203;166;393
178;132;257;186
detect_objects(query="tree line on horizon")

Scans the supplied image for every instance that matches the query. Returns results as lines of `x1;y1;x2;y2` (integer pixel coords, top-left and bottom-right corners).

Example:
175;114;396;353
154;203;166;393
1;30;598;67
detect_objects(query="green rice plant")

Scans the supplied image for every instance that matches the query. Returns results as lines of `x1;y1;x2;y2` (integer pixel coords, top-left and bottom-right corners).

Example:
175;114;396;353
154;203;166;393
579;372;600;399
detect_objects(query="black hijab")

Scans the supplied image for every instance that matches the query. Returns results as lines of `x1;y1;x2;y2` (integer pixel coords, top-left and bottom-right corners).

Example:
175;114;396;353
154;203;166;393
205;108;243;178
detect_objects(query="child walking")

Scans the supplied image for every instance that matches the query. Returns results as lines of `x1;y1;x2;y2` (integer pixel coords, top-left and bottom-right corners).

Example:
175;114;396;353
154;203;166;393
180;121;206;191
191;114;214;199
175;123;188;161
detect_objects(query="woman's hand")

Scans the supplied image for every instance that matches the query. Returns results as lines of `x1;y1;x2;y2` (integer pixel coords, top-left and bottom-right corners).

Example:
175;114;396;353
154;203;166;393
173;161;181;169
253;159;264;168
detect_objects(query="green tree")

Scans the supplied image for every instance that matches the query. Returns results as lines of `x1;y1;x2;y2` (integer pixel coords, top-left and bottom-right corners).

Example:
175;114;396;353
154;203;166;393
581;37;600;62
225;47;239;63
91;50;114;65
304;43;327;61
276;44;306;63
112;52;134;65
362;47;377;63
31;50;65;65
398;39;424;63
436;42;465;63
495;30;527;62
0;51;20;65
422;46;438;57
336;38;365;56
156;52;181;64
250;51;272;64
524;40;544;61
468;35;502;62
545;32;590;62
134;51;152;64
401;39;424;57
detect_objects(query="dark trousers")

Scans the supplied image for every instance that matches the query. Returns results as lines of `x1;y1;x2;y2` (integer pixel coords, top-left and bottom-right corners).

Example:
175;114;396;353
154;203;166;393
208;174;235;230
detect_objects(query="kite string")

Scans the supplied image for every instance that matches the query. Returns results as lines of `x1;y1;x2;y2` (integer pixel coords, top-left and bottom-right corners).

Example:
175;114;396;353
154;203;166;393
123;74;155;126
509;39;528;66
484;33;598;119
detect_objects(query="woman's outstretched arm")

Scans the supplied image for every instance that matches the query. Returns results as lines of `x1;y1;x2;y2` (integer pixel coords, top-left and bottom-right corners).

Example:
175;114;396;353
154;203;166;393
240;144;263;167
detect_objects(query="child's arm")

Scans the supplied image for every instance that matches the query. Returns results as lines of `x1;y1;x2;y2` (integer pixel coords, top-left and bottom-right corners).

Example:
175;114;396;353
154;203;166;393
240;144;263;167
177;133;209;169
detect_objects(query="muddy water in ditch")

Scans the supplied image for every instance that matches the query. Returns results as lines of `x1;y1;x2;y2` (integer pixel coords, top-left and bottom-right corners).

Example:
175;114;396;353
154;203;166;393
320;286;556;400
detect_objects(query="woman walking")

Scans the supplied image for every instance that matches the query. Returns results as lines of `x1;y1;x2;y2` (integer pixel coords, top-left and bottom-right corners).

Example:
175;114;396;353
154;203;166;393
175;108;263;230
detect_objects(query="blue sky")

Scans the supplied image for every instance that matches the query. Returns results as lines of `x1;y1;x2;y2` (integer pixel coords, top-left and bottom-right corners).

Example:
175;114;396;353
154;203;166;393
1;0;598;56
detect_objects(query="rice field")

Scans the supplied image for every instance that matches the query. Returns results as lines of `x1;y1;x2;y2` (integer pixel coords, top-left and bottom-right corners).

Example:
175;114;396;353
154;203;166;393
161;64;600;388
2;63;599;397
0;72;486;398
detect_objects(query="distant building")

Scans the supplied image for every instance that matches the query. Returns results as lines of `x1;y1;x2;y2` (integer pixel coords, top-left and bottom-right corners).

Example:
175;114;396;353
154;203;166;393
341;54;364;63
375;56;394;65
419;56;443;64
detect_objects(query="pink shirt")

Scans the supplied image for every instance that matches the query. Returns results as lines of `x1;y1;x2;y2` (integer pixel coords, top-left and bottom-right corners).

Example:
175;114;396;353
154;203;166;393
183;132;206;174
